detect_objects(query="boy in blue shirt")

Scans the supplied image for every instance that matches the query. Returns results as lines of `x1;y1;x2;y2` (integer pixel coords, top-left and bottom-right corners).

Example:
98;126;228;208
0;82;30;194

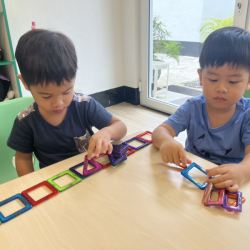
152;27;250;192
7;29;127;176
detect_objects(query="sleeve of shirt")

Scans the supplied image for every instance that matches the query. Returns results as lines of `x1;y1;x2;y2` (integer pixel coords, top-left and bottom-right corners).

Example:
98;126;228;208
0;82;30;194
7;117;34;153
241;112;250;148
164;99;191;136
87;98;113;130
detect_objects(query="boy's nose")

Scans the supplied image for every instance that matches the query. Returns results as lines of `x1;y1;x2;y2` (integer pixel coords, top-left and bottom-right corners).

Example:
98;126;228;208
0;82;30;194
53;99;63;107
216;83;227;93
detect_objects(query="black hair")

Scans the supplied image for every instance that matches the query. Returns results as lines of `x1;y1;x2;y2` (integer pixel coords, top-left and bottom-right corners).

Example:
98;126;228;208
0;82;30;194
199;26;250;72
15;29;77;87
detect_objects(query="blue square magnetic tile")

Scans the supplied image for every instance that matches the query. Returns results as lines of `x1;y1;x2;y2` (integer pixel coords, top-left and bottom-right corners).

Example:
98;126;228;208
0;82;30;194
0;194;32;223
181;162;208;190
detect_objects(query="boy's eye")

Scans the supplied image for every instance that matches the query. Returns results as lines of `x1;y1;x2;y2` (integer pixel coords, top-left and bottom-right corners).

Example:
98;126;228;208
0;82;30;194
229;81;239;84
208;79;217;82
42;96;51;99
64;91;70;95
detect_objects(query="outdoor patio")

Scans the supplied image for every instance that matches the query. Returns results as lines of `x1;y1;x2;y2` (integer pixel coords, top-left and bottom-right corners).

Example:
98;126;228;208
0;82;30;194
152;54;203;105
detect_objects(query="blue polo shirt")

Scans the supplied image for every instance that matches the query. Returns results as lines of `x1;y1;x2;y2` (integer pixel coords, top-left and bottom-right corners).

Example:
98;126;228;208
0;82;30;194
165;95;250;165
7;93;113;168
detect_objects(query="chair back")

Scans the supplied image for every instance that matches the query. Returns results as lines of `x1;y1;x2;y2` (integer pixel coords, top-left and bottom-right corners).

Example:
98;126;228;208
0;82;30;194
0;97;37;184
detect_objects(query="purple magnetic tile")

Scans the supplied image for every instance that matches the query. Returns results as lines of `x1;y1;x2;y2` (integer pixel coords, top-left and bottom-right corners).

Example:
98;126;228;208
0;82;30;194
222;191;242;212
112;144;129;155
122;137;149;151
69;162;85;179
83;155;102;177
108;153;127;166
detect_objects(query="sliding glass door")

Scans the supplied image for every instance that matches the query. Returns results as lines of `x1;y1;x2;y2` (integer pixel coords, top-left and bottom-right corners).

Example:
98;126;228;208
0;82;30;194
141;0;247;114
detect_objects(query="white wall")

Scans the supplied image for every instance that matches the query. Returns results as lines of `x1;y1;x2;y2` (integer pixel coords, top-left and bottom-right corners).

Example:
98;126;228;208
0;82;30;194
5;0;125;97
121;0;140;89
3;0;239;96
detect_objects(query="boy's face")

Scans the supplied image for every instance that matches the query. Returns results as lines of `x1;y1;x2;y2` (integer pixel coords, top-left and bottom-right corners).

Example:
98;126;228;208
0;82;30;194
198;64;250;111
18;75;75;117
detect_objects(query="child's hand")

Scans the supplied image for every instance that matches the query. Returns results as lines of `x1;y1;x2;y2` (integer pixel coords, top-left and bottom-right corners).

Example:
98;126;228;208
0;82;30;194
87;129;113;160
206;164;247;192
159;139;192;167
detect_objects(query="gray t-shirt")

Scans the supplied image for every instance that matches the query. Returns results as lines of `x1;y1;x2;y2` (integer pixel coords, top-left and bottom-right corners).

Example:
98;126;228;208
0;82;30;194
7;93;113;168
165;95;250;165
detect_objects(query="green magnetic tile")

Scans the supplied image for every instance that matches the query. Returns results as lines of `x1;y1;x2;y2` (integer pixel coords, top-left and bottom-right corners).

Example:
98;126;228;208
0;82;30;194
47;170;82;192
202;183;213;204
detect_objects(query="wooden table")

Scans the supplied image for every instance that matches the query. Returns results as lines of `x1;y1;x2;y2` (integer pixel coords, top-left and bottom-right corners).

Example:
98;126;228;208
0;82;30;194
0;132;250;250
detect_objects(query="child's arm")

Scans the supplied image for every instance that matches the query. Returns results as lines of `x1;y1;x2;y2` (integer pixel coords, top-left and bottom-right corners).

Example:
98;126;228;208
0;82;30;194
87;116;127;159
15;151;34;176
206;145;250;192
152;123;192;167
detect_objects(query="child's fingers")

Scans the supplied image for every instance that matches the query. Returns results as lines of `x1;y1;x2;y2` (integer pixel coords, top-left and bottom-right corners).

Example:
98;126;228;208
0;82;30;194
226;184;239;193
206;173;230;184
179;149;187;167
87;141;95;160
102;140;109;153
107;143;113;154
212;180;234;189
167;154;174;164
206;165;227;177
94;139;102;158
161;153;169;163
173;153;180;166
186;157;192;164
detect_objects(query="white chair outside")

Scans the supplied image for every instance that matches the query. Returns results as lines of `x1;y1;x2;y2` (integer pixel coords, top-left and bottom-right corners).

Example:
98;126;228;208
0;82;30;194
152;60;170;98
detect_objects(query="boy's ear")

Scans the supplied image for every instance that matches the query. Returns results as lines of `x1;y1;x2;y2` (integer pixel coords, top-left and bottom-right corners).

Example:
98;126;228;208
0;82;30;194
197;69;202;86
245;77;250;91
17;74;30;91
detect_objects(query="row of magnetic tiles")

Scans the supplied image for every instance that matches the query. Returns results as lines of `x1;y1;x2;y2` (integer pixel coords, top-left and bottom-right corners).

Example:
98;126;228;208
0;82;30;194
0;131;153;225
180;162;246;213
